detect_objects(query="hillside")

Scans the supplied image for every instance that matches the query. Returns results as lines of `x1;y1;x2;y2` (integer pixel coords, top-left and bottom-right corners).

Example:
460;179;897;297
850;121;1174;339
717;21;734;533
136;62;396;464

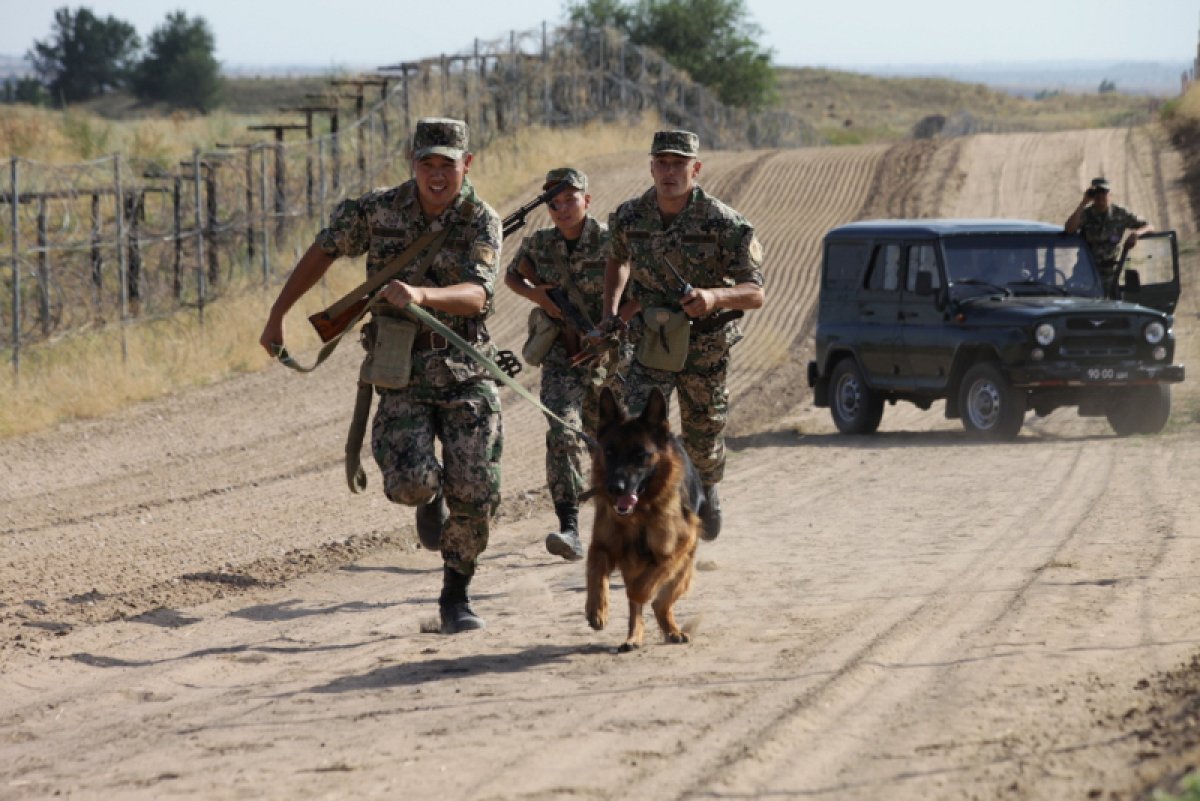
776;66;1161;144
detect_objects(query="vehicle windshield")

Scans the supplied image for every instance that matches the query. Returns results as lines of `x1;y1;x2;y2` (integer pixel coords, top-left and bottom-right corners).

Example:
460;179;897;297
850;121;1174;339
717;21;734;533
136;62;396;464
942;235;1102;298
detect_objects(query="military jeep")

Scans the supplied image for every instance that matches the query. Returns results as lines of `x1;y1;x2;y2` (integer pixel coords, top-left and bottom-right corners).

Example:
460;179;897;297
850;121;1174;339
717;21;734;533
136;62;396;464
806;220;1184;440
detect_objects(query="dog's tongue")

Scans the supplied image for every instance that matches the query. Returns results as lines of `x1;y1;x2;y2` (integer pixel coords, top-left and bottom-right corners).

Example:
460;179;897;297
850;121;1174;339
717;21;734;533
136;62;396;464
615;493;639;516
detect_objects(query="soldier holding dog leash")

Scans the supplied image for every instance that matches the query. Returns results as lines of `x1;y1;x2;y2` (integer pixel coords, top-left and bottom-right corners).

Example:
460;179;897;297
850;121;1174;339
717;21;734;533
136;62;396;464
599;130;765;542
258;118;503;635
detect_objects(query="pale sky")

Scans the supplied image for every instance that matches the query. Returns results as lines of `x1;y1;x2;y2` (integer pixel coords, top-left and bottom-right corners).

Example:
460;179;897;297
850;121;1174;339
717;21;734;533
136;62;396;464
1;0;1196;69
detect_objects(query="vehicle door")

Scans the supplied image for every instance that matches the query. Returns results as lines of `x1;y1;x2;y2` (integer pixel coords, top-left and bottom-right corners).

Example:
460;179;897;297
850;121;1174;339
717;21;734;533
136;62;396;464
855;243;907;387
899;243;953;390
1120;231;1180;314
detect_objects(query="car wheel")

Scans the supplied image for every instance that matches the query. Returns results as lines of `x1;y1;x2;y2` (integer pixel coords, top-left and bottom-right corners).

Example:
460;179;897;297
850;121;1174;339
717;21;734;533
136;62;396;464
1106;385;1171;436
958;362;1025;441
829;358;884;435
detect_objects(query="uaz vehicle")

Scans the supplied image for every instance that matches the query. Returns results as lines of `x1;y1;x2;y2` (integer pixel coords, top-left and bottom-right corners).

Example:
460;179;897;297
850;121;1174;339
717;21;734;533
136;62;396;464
806;220;1184;440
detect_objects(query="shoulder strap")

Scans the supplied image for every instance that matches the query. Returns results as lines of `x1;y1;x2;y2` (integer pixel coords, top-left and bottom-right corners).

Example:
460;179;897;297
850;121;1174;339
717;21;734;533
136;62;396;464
320;227;448;321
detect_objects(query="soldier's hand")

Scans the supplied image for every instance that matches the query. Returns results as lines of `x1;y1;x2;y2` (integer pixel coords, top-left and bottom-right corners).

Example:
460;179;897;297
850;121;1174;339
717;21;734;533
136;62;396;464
259;316;285;357
681;287;717;317
534;286;564;320
380;280;425;309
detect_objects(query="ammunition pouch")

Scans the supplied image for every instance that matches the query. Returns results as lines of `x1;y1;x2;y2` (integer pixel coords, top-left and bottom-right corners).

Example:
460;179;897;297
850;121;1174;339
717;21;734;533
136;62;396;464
359;315;418;389
635;307;691;372
522;307;561;367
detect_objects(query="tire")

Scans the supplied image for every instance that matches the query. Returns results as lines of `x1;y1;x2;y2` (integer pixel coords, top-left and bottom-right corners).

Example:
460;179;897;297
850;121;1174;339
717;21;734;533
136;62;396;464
1106;385;1171;437
829;358;884;435
958;362;1025;441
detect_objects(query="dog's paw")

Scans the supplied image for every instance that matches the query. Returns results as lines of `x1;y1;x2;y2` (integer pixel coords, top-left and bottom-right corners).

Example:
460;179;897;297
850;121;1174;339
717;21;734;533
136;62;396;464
617;640;643;653
665;631;690;644
586;605;608;631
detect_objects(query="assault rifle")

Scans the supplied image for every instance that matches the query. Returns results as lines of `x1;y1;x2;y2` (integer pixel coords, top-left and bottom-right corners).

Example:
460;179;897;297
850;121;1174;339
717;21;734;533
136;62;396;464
308;181;572;344
503;180;571;239
545;286;606;367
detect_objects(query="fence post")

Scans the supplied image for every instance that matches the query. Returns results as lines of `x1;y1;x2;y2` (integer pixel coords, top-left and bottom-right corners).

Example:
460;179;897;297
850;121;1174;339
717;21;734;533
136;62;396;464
259;146;269;284
317;138;327;229
9;157;19;382
172;178;183;300
245;148;255;262
192;150;206;327
125;190;143;312
542;22;550;126
114;155;129;363
205;165;218;286
90;192;103;315
36;196;49;336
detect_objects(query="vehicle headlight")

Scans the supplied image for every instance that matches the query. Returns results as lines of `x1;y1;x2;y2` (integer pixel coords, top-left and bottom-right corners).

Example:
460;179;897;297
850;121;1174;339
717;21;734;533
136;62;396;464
1034;322;1056;346
1144;321;1166;344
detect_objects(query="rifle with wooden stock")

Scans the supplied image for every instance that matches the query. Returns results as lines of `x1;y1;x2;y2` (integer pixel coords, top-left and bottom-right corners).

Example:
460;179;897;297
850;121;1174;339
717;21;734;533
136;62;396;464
307;180;572;344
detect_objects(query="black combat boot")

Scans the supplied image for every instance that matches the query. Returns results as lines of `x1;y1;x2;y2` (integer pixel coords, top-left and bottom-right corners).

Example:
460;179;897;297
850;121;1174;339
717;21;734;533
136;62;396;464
700;484;722;542
415;488;447;551
438;566;485;634
544;502;584;561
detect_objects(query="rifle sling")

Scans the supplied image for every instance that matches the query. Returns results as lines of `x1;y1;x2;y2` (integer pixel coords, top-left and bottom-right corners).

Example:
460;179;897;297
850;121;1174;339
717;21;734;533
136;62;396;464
345;381;373;493
276;219;459;374
321;227;447;321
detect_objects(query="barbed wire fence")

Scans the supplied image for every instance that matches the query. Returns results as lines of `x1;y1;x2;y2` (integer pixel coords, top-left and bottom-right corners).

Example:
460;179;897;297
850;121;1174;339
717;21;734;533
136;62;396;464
2;22;814;381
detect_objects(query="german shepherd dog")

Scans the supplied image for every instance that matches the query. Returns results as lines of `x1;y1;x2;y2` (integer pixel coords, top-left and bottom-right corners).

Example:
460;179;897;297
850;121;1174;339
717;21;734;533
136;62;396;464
585;387;704;652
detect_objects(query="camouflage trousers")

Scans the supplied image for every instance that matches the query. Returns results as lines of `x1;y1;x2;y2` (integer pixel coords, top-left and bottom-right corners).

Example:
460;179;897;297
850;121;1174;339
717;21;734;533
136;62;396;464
540;344;605;507
623;329;732;487
371;380;503;575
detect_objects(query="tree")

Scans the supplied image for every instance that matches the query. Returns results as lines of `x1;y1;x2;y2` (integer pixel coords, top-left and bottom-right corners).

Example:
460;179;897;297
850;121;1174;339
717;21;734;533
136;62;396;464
27;7;140;104
567;0;776;110
133;11;222;112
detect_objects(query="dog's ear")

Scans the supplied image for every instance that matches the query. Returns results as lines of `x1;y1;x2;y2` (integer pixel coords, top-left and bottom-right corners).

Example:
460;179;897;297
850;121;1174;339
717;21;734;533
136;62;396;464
641;387;669;430
598;386;623;429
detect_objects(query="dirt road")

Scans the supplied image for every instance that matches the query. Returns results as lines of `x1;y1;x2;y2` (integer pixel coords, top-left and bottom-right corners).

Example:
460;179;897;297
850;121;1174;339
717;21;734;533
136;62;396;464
3;126;1198;800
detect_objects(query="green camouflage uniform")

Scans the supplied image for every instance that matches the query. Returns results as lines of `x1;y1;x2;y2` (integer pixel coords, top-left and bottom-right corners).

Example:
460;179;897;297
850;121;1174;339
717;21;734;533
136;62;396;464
508;213;612;507
608;178;763;486
1078;203;1147;287
316;174;503;576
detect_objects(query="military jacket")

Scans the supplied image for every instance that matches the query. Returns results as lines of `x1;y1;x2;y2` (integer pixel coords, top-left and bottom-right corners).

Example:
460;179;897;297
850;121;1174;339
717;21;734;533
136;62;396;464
507;215;609;325
607;186;763;312
315;178;501;332
1078;203;1147;265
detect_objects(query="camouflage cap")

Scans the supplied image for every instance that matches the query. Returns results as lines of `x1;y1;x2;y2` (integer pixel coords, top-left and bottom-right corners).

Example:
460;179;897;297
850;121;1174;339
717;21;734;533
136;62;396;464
650;130;700;158
1090;176;1111;192
412;117;469;161
543;167;588;192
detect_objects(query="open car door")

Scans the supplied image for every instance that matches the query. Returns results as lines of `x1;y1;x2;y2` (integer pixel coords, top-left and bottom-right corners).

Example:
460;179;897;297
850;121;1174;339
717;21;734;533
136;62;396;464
1120;230;1180;314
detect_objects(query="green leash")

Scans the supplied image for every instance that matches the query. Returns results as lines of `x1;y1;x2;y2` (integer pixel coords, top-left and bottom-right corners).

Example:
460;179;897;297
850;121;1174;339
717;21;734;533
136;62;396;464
274;302;597;449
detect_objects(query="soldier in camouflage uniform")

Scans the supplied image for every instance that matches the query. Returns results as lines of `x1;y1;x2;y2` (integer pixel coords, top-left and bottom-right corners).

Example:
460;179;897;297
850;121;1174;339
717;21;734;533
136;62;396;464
504;167;633;562
1065;177;1154;296
601;130;764;542
259;118;503;635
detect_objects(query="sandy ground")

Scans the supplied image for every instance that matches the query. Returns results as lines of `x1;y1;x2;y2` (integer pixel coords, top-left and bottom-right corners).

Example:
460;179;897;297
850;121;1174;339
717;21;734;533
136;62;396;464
3;126;1200;800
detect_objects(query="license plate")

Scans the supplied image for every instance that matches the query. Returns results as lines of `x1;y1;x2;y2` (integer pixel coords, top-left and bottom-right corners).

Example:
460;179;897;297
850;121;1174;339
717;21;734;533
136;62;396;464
1085;368;1130;381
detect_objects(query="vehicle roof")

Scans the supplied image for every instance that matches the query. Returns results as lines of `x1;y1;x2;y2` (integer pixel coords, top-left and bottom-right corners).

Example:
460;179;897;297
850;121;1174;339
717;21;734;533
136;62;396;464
826;219;1067;240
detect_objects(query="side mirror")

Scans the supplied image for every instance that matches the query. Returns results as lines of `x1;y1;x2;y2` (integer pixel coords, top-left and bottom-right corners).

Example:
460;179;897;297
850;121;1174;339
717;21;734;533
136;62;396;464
1122;268;1141;293
914;271;935;296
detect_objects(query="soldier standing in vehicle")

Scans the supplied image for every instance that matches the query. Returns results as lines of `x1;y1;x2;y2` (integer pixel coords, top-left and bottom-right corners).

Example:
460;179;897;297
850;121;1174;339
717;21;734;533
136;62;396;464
504;167;633;562
1064;177;1154;296
600;130;764;541
258;118;503;635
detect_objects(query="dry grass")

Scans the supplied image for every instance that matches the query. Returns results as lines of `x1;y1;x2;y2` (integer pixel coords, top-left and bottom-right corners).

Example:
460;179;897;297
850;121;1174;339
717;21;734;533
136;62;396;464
0;116;658;439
